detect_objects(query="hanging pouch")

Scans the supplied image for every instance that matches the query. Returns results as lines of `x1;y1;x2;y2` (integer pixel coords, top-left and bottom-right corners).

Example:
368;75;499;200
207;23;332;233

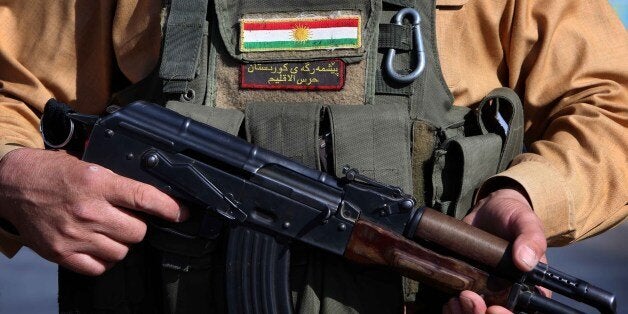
431;134;502;219
430;87;525;219
327;102;413;192
326;103;413;313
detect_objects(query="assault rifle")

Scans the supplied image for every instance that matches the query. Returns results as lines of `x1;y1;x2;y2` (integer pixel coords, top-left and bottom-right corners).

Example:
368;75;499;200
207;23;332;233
41;100;616;314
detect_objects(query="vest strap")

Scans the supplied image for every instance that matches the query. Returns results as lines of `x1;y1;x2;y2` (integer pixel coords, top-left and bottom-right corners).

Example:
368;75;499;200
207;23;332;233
159;0;209;94
378;24;413;51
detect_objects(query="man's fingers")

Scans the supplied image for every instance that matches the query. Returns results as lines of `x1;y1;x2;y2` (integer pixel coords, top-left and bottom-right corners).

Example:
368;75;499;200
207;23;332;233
59;253;113;276
508;209;547;271
513;240;542;271
469;188;547;272
443;298;463;314
537;285;552;299
78;233;131;263
102;171;188;222
459;291;486;314
461;210;477;225
92;206;148;244
486;305;514;314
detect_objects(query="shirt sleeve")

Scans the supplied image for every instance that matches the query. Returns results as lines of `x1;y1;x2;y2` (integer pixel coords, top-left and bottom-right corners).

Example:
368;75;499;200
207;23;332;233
0;1;122;257
0;3;55;257
485;0;628;246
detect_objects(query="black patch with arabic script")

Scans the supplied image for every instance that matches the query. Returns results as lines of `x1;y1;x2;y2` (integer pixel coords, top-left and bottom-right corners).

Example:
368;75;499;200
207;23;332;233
240;59;345;91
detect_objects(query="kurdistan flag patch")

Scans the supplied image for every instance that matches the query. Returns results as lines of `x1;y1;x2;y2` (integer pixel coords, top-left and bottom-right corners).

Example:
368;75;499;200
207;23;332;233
240;15;361;52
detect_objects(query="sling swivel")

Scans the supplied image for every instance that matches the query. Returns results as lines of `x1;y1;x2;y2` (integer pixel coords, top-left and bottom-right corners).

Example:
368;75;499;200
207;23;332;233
383;8;426;84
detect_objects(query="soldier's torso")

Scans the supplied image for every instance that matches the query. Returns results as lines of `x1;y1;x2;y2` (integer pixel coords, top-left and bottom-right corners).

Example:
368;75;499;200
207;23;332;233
59;1;523;313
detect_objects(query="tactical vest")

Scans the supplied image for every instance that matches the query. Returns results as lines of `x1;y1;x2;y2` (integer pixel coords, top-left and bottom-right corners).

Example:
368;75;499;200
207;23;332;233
58;0;524;313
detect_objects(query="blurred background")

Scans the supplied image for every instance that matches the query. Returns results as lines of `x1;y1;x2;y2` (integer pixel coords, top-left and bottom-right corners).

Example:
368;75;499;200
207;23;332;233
1;1;626;313
613;0;628;22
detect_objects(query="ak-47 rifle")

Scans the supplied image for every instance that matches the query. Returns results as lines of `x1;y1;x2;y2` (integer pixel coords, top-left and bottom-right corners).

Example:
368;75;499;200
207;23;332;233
41;100;616;314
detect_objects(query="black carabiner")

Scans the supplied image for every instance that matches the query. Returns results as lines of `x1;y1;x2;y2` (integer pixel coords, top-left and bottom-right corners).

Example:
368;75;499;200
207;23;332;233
383;8;426;84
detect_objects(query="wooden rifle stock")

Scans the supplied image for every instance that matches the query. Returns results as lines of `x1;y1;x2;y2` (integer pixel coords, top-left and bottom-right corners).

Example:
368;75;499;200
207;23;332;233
344;218;513;307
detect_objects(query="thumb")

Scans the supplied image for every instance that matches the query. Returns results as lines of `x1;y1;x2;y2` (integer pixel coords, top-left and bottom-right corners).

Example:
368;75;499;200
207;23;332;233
509;208;547;272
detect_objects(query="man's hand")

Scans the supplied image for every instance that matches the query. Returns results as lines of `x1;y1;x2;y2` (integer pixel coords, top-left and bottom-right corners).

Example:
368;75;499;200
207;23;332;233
442;188;549;314
0;148;188;276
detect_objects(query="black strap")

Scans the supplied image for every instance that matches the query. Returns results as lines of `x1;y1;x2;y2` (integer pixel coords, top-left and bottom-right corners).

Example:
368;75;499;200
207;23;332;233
40;99;89;155
379;24;413;51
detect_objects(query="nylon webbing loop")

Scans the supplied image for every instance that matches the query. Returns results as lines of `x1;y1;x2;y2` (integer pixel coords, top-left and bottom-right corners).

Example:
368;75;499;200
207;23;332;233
476;88;525;172
160;0;209;94
379;24;413;50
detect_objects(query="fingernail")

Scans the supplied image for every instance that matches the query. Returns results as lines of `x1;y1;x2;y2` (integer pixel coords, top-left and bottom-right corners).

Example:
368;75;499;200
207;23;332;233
460;296;474;311
177;204;190;222
521;245;538;268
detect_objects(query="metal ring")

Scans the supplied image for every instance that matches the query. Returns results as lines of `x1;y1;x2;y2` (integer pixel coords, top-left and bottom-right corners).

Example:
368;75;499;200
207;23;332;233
383;7;426;84
182;89;195;101
40;118;75;149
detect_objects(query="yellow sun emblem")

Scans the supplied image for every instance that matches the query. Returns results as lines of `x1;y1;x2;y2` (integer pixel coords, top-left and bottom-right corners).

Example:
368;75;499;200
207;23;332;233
291;25;311;42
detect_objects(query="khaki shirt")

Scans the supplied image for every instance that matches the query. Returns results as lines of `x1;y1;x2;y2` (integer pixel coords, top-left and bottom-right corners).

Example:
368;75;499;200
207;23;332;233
0;0;626;256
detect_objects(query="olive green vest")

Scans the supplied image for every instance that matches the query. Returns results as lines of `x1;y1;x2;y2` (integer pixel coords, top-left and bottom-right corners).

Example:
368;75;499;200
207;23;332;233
58;0;524;313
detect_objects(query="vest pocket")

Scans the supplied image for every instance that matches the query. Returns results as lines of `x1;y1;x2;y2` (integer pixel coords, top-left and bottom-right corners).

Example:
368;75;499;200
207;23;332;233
428;88;525;219
243;102;411;313
166;101;245;135
245;102;323;169
244;101;413;192
327;102;413;192
430;134;502;219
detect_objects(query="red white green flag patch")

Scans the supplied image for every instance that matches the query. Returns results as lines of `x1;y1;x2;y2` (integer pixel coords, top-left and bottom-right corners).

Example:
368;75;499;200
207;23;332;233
240;15;361;52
